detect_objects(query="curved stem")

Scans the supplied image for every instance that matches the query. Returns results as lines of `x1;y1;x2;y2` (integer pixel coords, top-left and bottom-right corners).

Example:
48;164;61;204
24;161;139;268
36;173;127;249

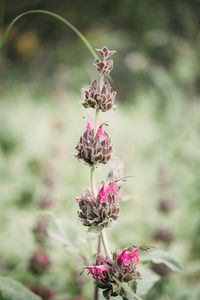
100;229;112;259
0;10;97;58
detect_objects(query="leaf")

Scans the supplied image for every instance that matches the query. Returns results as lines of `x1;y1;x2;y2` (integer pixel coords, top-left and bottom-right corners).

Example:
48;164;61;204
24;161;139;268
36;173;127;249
137;266;160;296
142;250;183;272
115;279;143;300
0;277;41;300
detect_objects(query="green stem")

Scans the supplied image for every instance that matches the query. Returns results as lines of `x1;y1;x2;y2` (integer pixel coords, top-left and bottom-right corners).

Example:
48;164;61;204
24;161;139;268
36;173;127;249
90;166;97;195
94;108;100;132
0;9;97;58
100;229;112;259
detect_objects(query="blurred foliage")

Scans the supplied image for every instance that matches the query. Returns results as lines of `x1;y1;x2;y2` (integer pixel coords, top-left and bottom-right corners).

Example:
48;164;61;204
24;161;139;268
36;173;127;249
1;0;200;299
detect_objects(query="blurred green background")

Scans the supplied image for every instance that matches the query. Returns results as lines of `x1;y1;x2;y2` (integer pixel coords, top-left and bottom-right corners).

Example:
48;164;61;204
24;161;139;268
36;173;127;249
1;1;200;299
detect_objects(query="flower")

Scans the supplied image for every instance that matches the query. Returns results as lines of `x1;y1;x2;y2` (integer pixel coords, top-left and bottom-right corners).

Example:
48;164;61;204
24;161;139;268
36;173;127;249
97;181;119;203
86;119;93;131
29;250;51;274
83;246;146;299
82;80;116;112
118;247;140;267
86;264;108;279
96;125;106;142
76;184;120;231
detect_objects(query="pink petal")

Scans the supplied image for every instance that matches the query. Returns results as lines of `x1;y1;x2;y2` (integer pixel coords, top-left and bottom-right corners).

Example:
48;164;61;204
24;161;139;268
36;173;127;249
96;125;106;142
86;120;93;131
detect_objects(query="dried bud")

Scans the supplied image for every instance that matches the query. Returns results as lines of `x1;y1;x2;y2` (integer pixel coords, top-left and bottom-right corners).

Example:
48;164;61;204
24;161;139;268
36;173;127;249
153;228;175;244
38;194;55;209
94;59;113;75
33;218;49;244
75;122;112;166
82;80;116;112
94;47;116;75
96;47;116;59
158;197;175;214
76;180;120;231
30;284;56;300
84;246;145;299
29;250;51;275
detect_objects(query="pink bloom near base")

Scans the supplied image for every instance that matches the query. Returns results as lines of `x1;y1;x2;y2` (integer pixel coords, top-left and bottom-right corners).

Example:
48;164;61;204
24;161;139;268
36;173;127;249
86;265;108;279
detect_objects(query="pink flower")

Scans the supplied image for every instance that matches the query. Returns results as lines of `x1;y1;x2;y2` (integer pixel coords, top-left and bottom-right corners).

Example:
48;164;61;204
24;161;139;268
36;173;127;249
98;185;108;203
118;247;140;267
97;181;118;203
86;195;93;202
86;264;108;279
86;120;93;131
96;125;106;142
105;182;118;195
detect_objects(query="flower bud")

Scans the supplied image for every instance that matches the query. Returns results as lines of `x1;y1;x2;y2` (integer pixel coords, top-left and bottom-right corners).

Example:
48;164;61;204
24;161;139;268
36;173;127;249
30;284;56;300
29;249;51;275
82;80;116;112
75;122;112;166
33;218;49;244
76;180;120;231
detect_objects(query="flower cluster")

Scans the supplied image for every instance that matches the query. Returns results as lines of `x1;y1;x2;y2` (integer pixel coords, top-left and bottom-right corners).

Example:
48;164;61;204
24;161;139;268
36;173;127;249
75;47;146;299
84;247;143;299
76;180;120;231
82;80;116;112
75;121;112;166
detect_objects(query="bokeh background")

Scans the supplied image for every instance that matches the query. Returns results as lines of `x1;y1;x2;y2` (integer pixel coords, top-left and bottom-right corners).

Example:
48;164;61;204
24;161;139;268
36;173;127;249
1;1;200;299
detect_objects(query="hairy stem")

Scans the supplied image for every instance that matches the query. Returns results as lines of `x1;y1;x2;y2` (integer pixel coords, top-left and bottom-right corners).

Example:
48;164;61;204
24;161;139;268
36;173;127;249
101;229;112;259
94;108;100;132
94;235;101;300
90;166;97;195
91;108;100;300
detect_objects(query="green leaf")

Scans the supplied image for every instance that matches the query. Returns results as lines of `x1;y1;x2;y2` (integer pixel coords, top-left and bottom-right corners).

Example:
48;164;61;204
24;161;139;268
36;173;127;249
142;250;183;272
0;277;41;300
115;279;143;300
137;266;160;296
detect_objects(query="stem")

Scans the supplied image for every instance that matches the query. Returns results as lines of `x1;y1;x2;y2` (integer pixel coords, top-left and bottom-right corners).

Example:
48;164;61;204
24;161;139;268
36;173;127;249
90;166;97;195
0;10;97;57
100;229;112;259
94;108;100;132
94;235;101;300
91;107;100;300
